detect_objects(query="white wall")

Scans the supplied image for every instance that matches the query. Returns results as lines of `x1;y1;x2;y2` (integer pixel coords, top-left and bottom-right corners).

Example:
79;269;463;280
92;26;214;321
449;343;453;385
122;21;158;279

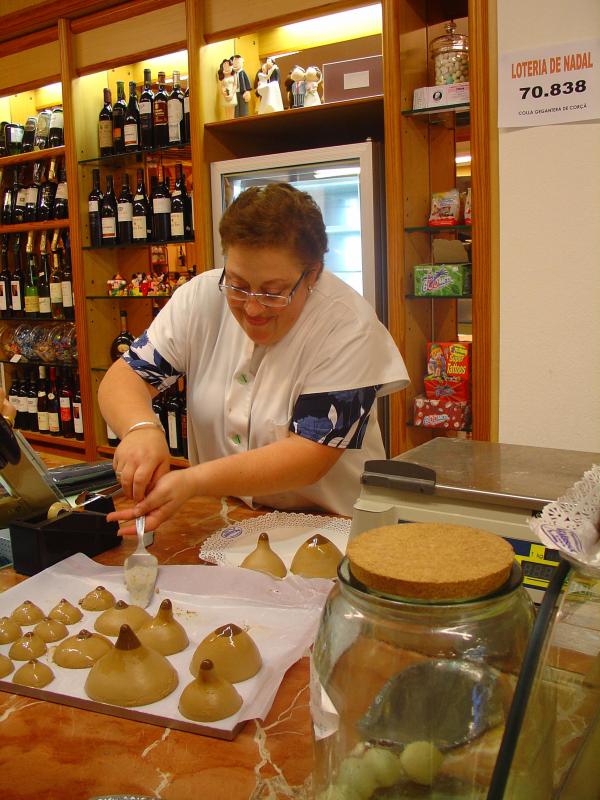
497;0;600;452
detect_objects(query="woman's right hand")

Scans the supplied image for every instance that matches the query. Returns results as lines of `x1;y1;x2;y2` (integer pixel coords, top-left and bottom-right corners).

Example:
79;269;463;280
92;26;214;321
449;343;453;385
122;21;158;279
113;427;171;503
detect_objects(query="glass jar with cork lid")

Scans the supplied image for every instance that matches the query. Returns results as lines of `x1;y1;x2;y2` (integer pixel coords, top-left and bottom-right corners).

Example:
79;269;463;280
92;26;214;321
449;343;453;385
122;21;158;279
431;20;469;85
310;523;534;800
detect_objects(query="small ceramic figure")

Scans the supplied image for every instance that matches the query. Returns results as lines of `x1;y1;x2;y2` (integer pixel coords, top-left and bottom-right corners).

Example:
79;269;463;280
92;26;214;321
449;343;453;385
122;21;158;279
256;58;284;114
304;66;323;107
290;65;306;108
128;272;143;296
107;273;127;296
218;58;237;120
230;54;251;118
140;273;151;296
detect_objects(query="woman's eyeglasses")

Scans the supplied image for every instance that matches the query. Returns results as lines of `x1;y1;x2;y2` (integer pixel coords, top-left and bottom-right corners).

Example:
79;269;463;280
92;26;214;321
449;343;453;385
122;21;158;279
218;269;308;309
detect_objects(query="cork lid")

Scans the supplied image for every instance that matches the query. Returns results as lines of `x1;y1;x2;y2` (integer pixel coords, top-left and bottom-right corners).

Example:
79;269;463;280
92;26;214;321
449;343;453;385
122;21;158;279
347;523;515;601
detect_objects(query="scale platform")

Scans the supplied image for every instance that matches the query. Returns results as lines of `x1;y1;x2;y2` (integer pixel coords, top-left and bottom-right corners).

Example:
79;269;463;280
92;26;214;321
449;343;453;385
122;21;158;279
351;438;600;601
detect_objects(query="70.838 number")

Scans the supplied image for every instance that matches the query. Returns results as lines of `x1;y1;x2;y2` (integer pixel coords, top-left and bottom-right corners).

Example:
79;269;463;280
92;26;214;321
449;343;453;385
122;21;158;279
520;80;587;99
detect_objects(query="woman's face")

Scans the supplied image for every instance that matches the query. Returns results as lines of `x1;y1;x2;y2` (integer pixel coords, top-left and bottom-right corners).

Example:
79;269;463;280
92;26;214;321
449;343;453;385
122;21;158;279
222;60;232;75
223;245;316;346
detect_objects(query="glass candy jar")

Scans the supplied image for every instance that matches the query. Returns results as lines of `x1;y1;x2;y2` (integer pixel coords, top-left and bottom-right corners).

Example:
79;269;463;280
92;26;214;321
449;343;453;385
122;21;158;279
431;20;469;85
311;523;534;800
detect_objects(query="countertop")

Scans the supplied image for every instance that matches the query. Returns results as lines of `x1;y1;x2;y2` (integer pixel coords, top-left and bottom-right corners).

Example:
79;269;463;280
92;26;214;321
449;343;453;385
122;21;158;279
0;455;316;800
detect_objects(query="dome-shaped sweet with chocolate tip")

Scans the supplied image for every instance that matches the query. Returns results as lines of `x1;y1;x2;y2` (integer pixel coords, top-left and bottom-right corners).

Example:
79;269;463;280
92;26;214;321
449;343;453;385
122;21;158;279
54;629;112;668
179;658;243;722
11;600;44;626
33;617;69;643
13;658;54;688
137;599;189;656
190;623;262;683
0;616;22;644
240;532;287;579
9;631;47;660
290;533;343;579
0;653;13;679
94;600;151;636
78;586;116;611
49;599;83;625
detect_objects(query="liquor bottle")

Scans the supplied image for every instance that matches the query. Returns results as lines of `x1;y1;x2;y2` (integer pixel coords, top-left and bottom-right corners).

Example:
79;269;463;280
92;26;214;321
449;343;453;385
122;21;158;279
72;370;84;441
10;235;25;316
49;230;64;320
36;365;49;434
88;168;103;247
98;88;113;156
117;172;134;244
11;167;27;225
47;366;61;436
166;384;182;456
170;164;186;241
124;81;140;152
37;158;57;221
132;168;151;242
110;309;134;361
179;376;188;458
37;232;52;319
17;369;30;430
59;367;74;438
1;169;14;225
101;174;118;245
7;371;20;427
5;123;24;155
53;162;69;220
0;235;12;318
48;107;64;148
112;81;127;154
139;68;154;150
151;167;171;242
61;231;74;321
0;121;8;156
167;70;185;145
152;391;168;434
153;71;169;147
22;116;37;152
34;110;51;150
24;231;40;317
106;423;120;447
27;368;39;432
24;162;42;223
183;84;190;144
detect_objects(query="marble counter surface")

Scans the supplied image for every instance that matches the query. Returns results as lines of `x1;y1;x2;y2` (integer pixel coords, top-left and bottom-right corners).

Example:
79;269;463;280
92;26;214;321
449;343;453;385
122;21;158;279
0;459;316;800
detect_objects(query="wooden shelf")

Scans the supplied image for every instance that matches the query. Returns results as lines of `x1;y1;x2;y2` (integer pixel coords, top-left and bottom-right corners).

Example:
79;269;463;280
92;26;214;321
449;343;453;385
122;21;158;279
78;143;192;167
0;218;70;234
23;430;86;451
0;145;66;168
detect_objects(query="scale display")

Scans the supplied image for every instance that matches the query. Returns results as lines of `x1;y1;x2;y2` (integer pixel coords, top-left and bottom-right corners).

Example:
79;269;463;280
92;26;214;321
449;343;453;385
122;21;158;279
507;538;560;590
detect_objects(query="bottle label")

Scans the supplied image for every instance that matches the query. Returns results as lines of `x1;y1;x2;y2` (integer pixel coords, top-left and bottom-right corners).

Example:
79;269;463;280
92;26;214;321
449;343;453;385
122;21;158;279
49;111;64;130
117;343;130;354
154;100;168;126
48;411;60;433
170;212;184;237
27;396;38;414
117;201;133;222
140;101;152;116
102;217;116;238
39;295;51;314
89;200;99;212
132;217;147;240
11;127;24;143
59;397;72;422
153;197;171;214
15;188;27;208
50;283;63;303
99;120;112;149
17;395;27;413
124;123;138;146
106;424;118;442
24;294;40;314
61;280;73;307
168;411;179;448
10;281;22;311
168;101;183;142
184;96;190;114
55;182;68;200
26;187;39;205
73;401;83;433
36;115;50;138
37;410;49;431
0;285;6;311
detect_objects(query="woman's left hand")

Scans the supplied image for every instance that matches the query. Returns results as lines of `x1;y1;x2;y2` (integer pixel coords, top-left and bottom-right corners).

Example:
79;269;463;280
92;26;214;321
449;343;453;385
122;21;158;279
107;467;198;534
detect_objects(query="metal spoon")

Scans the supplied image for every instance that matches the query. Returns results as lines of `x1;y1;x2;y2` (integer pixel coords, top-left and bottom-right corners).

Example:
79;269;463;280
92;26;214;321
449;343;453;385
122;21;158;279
74;482;123;507
123;515;158;608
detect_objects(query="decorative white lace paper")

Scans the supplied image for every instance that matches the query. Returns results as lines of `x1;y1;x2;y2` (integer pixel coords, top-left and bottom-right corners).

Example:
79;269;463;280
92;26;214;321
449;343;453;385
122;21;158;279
530;464;600;573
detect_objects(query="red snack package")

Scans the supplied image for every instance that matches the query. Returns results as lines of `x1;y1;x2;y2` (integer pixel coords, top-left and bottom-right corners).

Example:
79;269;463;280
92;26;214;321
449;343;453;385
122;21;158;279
413;396;471;430
424;375;470;402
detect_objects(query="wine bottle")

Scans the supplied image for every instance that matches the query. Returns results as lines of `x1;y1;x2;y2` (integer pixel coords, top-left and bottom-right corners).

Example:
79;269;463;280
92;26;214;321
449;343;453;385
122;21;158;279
17;369;30;430
10;234;25;316
24;162;42;223
49;229;64;320
98;88;113;156
124;81;140;152
53;162;69;220
0;235;12;319
5;123;24;155
112;81;127;155
106;423;120;447
170;163;187;241
11;167;27;225
37;158;57;222
47;366;61;436
58;367;74;438
167;70;185;145
110;309;135;361
37;231;52;319
132;168;151;242
139;68;154;150
1;169;14;225
72;369;84;440
36;365;49;434
152;391;168;434
34;110;51;150
151;166;171;242
48;107;64;148
153;71;169;147
27;368;39;432
61;231;74;321
166;384;182;456
183;84;190;144
117;172;134;244
88;168;103;247
7;371;20;427
22;116;37;152
101;174;118;245
24;231;40;317
0;121;8;157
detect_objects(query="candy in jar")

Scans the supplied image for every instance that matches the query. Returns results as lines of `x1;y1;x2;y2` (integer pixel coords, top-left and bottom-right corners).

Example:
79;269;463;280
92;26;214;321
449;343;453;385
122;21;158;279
430;20;469;85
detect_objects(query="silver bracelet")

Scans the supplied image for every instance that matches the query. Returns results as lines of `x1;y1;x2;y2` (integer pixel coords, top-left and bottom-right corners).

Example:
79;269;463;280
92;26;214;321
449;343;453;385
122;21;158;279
122;420;165;438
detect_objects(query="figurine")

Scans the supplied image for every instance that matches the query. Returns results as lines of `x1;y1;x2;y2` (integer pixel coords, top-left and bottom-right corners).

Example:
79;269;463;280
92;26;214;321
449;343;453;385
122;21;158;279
304;66;323;107
289;65;306;108
255;58;284;114
140;273;151;296
107;273;127;296
128;272;143;295
218;58;237;120
230;54;251;118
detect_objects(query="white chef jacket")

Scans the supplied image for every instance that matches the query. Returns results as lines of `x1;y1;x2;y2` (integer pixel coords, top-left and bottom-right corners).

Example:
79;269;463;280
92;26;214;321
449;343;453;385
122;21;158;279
124;268;409;517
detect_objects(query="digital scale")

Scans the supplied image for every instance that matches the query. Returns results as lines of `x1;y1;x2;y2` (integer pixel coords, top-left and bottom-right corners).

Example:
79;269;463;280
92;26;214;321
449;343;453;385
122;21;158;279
351;438;600;602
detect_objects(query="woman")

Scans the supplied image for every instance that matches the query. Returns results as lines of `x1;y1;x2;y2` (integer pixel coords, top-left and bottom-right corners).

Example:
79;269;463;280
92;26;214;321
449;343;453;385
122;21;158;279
99;184;408;533
217;58;237;120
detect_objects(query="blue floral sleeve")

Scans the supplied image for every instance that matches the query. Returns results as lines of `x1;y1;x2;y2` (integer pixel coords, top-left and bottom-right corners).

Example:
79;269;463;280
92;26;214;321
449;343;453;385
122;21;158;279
122;331;183;391
290;386;380;448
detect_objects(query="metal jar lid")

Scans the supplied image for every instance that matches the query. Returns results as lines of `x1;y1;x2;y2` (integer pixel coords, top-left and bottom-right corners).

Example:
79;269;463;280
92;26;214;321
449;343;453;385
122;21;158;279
430;20;469;57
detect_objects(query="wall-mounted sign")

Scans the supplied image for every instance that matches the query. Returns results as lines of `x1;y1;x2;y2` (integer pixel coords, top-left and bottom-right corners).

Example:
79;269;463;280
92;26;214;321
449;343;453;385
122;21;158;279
498;39;599;128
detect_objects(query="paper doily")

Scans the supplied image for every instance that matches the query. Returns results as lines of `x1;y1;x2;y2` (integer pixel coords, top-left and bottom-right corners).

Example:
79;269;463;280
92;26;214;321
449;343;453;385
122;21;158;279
200;511;351;568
